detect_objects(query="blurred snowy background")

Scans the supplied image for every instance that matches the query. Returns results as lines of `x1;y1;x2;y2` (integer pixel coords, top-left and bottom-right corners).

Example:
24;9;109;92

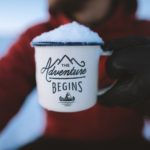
0;0;150;149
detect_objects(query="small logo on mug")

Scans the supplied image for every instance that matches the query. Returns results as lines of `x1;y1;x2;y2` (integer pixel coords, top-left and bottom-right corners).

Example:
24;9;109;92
59;92;75;106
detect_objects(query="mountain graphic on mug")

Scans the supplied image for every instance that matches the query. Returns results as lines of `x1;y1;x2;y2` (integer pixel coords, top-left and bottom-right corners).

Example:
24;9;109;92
41;55;87;81
59;92;75;102
49;55;85;68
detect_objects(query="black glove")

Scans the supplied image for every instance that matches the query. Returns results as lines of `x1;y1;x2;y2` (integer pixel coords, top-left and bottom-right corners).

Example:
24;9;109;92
99;36;150;107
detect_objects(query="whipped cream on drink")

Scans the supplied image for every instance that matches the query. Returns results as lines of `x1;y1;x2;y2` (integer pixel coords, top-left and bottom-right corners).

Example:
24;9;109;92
32;21;103;44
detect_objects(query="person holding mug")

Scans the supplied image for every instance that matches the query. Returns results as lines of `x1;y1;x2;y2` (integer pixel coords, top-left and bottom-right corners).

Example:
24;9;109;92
1;0;150;149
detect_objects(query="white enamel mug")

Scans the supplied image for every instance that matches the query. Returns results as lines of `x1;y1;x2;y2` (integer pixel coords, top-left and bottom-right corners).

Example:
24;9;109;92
32;42;112;112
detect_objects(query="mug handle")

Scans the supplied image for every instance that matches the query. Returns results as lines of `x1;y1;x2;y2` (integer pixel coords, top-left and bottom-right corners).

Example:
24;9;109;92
97;51;116;96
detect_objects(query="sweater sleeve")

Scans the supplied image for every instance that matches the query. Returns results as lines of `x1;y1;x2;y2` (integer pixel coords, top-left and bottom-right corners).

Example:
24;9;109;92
0;30;36;131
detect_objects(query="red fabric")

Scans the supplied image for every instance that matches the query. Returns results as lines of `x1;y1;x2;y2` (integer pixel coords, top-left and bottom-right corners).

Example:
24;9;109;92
99;56;114;88
0;0;150;141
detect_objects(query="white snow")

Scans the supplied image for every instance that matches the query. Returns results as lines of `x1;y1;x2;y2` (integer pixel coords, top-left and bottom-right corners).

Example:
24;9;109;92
32;21;103;44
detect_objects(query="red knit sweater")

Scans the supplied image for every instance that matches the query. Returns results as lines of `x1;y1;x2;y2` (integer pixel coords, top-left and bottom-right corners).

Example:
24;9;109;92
1;0;150;141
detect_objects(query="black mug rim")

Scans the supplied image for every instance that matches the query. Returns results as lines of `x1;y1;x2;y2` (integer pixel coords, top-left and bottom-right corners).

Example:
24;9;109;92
32;42;103;46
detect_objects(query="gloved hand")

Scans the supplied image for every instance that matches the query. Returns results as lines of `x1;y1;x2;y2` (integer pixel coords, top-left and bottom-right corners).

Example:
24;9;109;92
99;36;150;107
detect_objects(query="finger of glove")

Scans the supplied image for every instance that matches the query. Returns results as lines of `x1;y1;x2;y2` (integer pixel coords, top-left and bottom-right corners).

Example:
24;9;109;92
98;75;150;107
104;36;150;51
98;79;140;107
106;46;150;79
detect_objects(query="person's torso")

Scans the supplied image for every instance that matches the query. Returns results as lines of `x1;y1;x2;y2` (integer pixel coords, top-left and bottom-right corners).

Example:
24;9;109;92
28;15;150;141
